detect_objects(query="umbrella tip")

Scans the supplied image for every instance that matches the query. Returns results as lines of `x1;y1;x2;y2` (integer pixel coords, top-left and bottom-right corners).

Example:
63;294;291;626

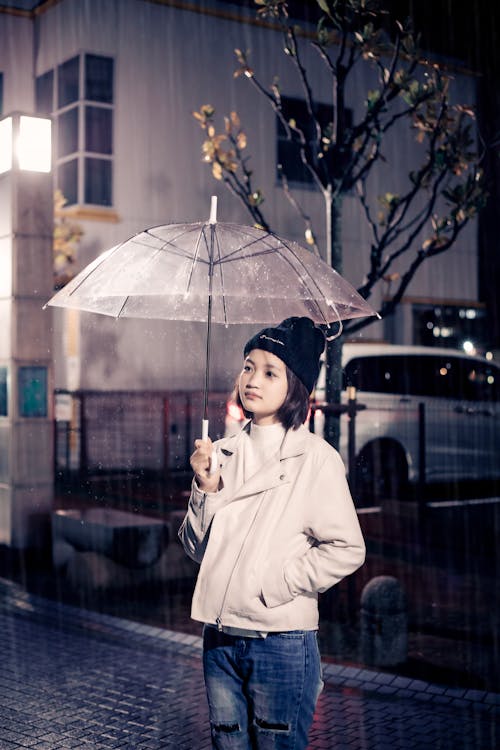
209;195;217;225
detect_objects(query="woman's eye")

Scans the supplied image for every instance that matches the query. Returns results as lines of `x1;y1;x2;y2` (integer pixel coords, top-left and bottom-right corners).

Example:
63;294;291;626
243;365;252;372
266;371;275;378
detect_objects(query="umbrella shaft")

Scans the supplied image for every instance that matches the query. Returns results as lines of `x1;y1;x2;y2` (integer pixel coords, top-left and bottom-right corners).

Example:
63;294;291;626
204;224;216;422
204;293;212;421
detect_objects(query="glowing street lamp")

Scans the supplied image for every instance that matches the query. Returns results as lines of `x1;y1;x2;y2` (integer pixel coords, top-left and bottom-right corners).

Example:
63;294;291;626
0;112;52;174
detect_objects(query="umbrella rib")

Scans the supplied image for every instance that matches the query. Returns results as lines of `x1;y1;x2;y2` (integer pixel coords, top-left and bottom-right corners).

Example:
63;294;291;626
139;225;275;265
272;240;343;327
123;238;189;285
218;247;280;264
64;243;124;298
184;225;206;294
133;237;193;260
215;233;278;263
136;230;207;263
213;227;228;326
116;295;130;318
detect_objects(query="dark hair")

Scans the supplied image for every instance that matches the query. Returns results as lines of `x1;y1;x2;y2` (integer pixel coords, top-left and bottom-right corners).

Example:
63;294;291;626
234;365;310;430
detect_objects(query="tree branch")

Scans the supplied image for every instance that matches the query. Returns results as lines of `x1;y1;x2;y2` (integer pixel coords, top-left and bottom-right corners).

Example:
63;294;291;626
277;165;321;256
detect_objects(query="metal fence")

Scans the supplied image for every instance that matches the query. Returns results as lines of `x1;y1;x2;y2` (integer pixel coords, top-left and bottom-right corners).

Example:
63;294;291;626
54;389;499;502
54;389;228;479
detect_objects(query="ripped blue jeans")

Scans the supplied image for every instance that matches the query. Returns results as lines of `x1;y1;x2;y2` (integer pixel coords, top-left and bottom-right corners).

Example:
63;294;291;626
202;627;323;749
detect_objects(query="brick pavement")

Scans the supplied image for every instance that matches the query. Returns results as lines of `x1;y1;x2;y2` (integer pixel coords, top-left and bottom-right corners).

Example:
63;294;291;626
0;577;498;750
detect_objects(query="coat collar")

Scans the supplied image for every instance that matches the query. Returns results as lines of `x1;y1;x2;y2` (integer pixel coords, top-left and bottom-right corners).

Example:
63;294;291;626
216;422;310;501
219;421;310;461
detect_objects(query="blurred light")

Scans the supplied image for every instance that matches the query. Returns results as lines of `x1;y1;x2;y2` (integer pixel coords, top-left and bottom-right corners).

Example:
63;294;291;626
486;351;493;361
19;116;52;172
226;400;244;422
487;375;495;385
465;309;477;320
463;340;476;355
439;367;448;376
0;113;52;174
433;325;455;338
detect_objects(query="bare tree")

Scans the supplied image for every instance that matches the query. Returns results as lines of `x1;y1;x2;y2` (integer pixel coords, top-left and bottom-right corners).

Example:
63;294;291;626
193;0;487;445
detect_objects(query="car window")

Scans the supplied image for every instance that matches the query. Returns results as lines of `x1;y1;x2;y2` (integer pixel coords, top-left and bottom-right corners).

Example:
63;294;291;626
462;361;499;402
344;355;499;402
344;356;410;395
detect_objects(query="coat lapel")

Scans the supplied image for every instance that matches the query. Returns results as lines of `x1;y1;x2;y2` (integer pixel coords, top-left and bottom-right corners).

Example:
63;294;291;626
217;423;311;502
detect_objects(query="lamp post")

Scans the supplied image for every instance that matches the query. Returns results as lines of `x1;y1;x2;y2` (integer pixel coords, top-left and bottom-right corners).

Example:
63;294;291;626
0;112;54;548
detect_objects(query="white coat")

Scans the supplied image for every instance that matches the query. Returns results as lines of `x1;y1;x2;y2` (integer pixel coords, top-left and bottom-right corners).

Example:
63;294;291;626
178;422;366;632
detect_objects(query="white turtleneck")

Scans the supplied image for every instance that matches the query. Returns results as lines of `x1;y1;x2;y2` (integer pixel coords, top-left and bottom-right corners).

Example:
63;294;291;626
243;421;286;482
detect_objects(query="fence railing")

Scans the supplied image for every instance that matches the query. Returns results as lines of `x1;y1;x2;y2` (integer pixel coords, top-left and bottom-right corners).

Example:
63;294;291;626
54;389;499;505
54;389;228;479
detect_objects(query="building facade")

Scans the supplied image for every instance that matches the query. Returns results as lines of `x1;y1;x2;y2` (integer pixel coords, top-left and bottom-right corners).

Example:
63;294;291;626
0;0;482;398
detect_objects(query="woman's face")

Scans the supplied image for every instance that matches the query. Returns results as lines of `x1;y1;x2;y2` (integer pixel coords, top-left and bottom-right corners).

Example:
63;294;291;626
238;349;288;426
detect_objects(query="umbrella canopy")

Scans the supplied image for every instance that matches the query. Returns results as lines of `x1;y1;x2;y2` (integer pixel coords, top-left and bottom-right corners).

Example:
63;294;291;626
46;217;376;329
46;198;377;445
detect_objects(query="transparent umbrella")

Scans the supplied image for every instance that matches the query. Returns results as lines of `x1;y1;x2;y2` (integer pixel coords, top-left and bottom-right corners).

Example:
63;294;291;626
46;197;377;443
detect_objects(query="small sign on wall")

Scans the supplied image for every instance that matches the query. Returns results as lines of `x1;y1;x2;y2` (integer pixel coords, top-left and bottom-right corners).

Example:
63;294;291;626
55;392;72;422
18;366;47;417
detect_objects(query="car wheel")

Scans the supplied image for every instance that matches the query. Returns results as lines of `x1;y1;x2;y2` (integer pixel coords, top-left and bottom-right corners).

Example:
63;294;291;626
354;441;408;504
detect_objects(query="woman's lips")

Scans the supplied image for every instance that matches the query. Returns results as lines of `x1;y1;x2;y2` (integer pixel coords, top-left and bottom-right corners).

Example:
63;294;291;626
244;392;260;400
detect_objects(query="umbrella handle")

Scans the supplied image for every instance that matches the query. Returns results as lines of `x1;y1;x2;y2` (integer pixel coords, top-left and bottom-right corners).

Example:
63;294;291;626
201;419;218;475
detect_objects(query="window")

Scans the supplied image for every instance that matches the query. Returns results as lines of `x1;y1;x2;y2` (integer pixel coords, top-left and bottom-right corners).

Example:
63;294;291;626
57;108;78;157
276;96;351;187
413;302;489;352
36;53;114;207
35;70;53;115
345;356;412;395
85;54;114;103
345;354;499;402
58;57;79;108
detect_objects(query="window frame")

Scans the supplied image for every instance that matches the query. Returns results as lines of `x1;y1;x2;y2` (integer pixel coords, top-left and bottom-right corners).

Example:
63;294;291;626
36;52;114;209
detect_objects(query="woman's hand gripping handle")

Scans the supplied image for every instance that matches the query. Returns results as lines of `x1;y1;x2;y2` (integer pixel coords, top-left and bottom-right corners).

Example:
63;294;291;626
191;421;221;493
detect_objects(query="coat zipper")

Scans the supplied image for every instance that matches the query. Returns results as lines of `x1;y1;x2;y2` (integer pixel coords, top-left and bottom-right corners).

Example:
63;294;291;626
215;494;266;630
200;493;207;533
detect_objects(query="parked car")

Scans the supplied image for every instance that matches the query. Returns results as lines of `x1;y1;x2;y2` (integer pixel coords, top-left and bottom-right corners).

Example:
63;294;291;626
226;344;500;505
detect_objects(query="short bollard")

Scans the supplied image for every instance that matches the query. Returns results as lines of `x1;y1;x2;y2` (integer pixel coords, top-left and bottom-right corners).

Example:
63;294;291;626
360;576;408;667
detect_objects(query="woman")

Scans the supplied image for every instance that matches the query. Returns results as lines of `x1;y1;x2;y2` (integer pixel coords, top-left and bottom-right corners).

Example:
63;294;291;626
179;316;365;749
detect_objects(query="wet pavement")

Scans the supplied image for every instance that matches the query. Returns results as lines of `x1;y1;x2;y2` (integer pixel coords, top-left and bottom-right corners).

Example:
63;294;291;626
0;576;498;750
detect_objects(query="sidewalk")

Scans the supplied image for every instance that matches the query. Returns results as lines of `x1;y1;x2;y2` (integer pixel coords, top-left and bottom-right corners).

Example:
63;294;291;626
0;577;498;750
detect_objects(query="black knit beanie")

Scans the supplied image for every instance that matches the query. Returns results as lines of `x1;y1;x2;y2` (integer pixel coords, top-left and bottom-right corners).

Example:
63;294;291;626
243;317;325;394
